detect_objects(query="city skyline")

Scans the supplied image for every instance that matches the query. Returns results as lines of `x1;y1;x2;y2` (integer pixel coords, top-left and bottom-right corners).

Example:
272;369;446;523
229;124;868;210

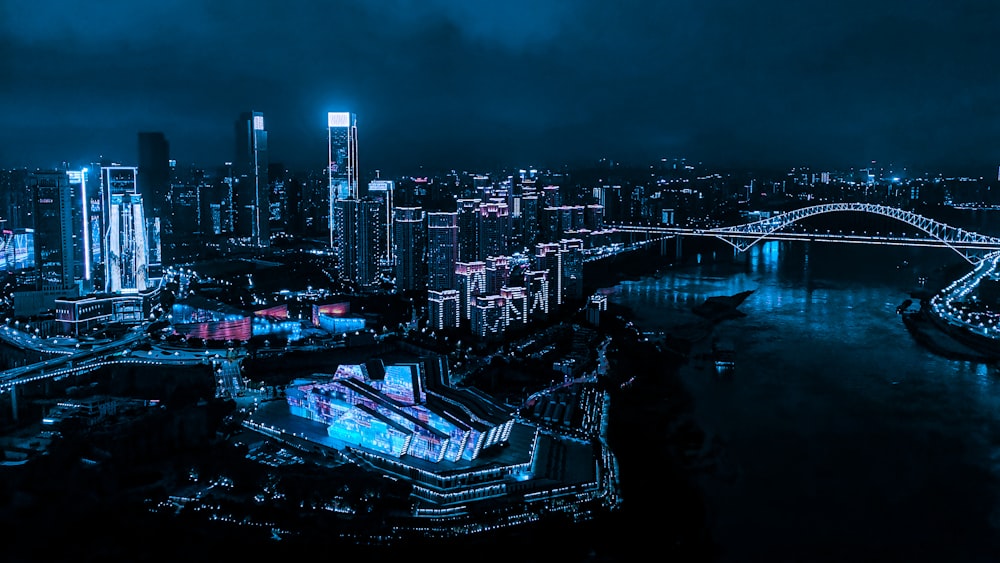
3;1;1000;176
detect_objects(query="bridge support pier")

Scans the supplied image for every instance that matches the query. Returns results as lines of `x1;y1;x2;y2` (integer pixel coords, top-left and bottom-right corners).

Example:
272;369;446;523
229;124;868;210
675;235;683;261
10;383;16;424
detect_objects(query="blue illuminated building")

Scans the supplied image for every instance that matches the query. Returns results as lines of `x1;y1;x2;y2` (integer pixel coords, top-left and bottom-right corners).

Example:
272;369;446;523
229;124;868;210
287;361;514;462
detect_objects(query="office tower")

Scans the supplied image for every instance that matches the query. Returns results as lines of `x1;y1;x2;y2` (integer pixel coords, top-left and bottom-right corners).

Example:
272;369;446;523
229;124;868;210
102;166;148;294
368;180;395;272
485;255;510;295
393;207;426;292
427;212;458;291
28;171;75;292
235;111;270;247
456;198;481;262
500;286;528;329
137;132;169;268
335;198;379;287
327;112;358;247
427;289;460;330
559;239;584;303
455;261;486;321
477;201;510;261
524;270;550;319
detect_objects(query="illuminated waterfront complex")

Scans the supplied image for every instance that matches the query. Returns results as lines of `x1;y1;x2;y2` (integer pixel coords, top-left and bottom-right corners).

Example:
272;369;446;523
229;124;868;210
287;361;513;462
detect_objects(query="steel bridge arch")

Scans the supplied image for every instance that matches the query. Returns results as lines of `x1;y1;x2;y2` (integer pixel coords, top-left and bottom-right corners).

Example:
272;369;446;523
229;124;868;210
706;203;1000;264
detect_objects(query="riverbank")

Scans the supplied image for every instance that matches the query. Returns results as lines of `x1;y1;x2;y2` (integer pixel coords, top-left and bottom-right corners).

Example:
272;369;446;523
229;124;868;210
901;309;996;363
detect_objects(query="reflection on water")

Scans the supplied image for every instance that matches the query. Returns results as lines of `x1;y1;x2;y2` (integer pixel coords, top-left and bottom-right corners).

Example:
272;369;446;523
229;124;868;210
608;240;1000;561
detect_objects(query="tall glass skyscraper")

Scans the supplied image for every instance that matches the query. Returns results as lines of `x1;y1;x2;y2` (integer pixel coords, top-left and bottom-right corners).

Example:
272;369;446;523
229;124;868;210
328;112;358;247
235;111;269;247
102;166;148;294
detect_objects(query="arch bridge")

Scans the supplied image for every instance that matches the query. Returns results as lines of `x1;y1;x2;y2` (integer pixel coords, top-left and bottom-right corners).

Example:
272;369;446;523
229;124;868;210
612;203;1000;264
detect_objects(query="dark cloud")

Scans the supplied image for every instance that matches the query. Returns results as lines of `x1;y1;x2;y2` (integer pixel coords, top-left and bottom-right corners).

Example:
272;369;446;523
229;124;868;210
2;0;999;175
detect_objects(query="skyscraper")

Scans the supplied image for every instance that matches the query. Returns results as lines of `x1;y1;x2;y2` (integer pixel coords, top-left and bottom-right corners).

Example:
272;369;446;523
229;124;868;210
426;212;458;291
235;111;270;247
477;201;510;261
328;112;358;248
456;198;481;262
335;198;379;287
29;171;75;292
138;132;169;274
393;207;427;292
368;179;394;272
102;166;148;294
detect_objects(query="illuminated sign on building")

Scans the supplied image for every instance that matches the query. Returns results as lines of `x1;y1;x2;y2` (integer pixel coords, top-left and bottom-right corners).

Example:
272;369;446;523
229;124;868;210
328;112;351;127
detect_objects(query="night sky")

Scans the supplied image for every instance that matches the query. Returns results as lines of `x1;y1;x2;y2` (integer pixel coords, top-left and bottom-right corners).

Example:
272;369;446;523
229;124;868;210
2;0;999;175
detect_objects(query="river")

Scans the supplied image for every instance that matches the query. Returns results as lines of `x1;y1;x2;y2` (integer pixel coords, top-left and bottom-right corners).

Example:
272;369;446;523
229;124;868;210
605;238;1000;562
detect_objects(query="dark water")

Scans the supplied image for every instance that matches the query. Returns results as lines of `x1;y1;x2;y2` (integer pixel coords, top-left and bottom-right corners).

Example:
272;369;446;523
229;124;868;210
606;239;1000;562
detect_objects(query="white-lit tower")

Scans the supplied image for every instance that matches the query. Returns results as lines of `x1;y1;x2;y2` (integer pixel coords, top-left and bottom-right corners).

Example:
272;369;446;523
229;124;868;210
328;112;358;248
102;166;148;294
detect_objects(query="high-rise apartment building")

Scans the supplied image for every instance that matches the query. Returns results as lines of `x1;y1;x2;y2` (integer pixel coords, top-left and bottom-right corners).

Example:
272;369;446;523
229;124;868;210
235;111;270;247
427;289;461;330
477;201;510;261
328;112;358;247
534;242;562;310
559;238;585;303
456;198;481;262
455;261;487;321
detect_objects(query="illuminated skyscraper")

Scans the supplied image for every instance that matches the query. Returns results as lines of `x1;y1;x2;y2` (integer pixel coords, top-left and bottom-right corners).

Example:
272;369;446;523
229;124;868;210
335;198;379;286
65;168;93;290
427;212;458;291
368;180;394;271
28;171;75;292
559;238;585;303
102;166;148;294
235;111;270;247
328;112;358;247
393;207;426;292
